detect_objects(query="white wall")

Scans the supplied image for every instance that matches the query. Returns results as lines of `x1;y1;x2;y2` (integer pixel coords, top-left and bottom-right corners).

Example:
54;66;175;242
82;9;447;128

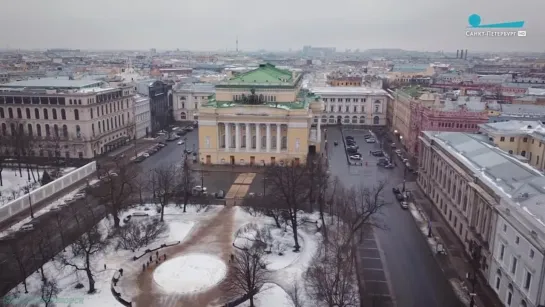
489;213;542;307
0;161;97;224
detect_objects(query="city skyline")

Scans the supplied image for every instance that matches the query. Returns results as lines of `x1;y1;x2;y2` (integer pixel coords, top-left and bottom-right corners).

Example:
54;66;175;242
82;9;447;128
0;0;543;52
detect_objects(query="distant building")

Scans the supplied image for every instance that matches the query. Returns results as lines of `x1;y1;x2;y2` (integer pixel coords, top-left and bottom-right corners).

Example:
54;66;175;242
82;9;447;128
327;76;362;87
0;72;8;84
0;78;135;159
134;94;150;139
172;83;215;122
488;104;545;123
135;80;172;135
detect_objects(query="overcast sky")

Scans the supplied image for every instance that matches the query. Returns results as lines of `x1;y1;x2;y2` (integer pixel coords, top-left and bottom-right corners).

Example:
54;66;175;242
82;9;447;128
0;0;544;52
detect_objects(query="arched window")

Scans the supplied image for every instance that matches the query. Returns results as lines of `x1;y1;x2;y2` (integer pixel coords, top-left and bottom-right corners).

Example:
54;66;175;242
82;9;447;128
16;108;22;118
281;136;287;149
329;115;335;124
74;109;79;120
8;107;13;118
52;109;57;120
180;112;187;120
114;116;118;128
352;116;358;124
27;124;33;136
25;108;31;119
54;124;59;137
521;150;526;157
0;108;3;118
18;123;24;134
360;116;366;124
36;124;41;137
107;120;110;131
343;116;350;124
69;99;72;105
321;115;327;123
9;123;15;135
90;108;93;119
98;121;102;133
109;118;113;129
78;99;81;105
62;125;68;138
1;123;6;136
43;109;49;120
45;124;50;137
76;125;81;138
373;116;380;125
35;108;40;119
122;114;125;125
61;109;66;120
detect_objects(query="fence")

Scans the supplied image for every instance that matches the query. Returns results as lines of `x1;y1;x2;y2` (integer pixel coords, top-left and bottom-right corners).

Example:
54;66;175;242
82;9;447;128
0;161;97;224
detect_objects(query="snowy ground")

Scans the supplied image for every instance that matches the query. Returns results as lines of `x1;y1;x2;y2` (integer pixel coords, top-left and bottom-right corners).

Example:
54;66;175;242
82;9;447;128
0;178;100;238
0;167;76;206
239;283;294;307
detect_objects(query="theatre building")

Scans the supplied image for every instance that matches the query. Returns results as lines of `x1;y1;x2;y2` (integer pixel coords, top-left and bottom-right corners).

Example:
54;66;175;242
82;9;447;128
197;63;324;165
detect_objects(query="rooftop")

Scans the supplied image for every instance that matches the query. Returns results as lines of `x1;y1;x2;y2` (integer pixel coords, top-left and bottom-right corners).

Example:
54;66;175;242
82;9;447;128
479;120;543;135
218;63;297;87
424;131;545;248
1;78;104;89
391;64;430;73
499;104;545;117
203;92;320;110
174;83;215;93
311;86;388;96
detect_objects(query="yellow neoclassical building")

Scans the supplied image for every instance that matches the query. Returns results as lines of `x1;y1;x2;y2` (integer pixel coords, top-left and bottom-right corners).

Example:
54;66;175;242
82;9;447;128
198;64;324;166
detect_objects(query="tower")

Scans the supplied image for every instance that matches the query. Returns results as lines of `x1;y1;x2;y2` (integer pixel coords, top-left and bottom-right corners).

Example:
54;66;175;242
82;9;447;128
465;49;468;60
456;50;459;58
236;36;239;53
460;49;464;59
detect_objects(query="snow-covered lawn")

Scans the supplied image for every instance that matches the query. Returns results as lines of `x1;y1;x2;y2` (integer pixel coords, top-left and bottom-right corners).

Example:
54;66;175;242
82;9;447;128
154;254;227;294
0;178;100;238
239;283;294;307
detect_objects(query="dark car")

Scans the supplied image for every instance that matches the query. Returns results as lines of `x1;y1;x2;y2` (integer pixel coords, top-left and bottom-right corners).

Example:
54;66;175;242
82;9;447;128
364;135;372;139
371;150;384;157
395;193;405;201
345;136;354;140
347;148;358;154
346;141;356;147
392;187;400;194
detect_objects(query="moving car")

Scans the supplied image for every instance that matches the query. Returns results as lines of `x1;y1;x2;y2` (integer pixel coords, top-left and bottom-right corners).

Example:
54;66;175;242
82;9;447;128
395;149;402;155
384;163;394;169
178;140;185;145
73;193;85;200
365;138;376;143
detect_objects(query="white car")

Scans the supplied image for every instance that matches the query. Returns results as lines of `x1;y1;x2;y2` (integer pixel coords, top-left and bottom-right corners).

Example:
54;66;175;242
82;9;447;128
177;140;185;145
400;201;409;209
395;149;402;155
20;223;34;231
142;153;150;158
402;158;409;163
192;185;208;195
349;155;362;160
365;138;376;143
73;193;85;200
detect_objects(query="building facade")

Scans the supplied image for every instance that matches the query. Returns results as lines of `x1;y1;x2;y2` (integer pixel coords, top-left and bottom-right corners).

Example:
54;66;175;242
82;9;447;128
136;80;172;135
327;76;362;87
0;78;135;159
479;121;545;171
134;94;150;139
198;63;323;165
419;131;545;307
310;87;389;126
172;83;215;122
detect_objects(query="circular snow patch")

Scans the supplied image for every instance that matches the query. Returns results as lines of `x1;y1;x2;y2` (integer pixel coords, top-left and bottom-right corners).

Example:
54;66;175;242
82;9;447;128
153;254;227;294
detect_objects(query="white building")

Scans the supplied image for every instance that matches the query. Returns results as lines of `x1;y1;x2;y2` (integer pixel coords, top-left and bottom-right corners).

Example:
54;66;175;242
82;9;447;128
310;87;389;126
134;94;150;139
0;78;135;159
172;83;215;121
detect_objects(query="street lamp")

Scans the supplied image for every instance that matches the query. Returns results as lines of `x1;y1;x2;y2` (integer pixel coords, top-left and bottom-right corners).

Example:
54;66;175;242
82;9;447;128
262;176;267;196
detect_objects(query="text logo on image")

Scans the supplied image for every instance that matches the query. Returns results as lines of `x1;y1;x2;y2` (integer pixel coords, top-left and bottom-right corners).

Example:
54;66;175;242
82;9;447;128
468;14;525;29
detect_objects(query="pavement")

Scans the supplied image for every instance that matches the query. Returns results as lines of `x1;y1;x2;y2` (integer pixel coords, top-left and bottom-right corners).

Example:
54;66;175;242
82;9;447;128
326;126;463;307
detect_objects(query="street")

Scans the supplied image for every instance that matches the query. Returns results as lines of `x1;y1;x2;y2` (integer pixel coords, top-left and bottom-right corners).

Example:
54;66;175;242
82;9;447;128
325;126;462;307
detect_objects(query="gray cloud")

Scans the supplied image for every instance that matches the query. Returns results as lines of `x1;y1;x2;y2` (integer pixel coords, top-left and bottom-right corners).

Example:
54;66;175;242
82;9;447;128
0;0;543;51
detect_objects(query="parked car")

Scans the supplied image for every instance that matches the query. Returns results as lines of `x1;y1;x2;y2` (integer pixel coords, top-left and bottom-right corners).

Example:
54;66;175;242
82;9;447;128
384;163;395;169
20;223;35;231
347;148;358;154
134;155;146;163
192;185;207;195
400;201;409;209
184;149;193;155
371;150;384;157
178;140;185;145
73;193;85;200
132;212;149;217
347;145;359;150
215;190;225;199
186;126;194;131
349;155;363;160
365;138;376;143
395;193;404;201
392;187;400;194
391;143;396;148
345;136;354;140
364;135;372;139
395;149;402;155
402;158;409;163
142;153;150;158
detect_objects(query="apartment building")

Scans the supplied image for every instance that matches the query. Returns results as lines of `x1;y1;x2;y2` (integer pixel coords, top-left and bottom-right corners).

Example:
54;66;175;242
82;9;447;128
310;87;389;126
134;94;150;139
419;131;545;307
172;83;215;122
0;78;135;159
479;121;545;170
136;80;172;135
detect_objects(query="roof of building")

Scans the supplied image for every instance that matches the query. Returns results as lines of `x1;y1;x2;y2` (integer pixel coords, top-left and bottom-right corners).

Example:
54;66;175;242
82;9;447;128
423;131;545;248
1;77;104;89
528;88;545;96
310;86;388;96
391;64;430;73
499;104;545;117
219;63;296;87
479;120;543;135
174;83;215;93
203;92;319;110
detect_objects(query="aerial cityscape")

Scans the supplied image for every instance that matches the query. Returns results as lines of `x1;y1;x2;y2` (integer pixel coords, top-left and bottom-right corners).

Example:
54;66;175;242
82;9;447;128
0;1;545;307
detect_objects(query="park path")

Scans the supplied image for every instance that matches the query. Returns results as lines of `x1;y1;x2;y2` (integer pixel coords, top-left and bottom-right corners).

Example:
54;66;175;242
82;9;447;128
132;206;236;307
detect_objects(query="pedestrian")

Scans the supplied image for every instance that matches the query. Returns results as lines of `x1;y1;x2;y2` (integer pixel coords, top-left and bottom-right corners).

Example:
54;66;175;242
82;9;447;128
156;251;159;258
149;255;152;262
230;254;234;262
155;260;158;265
164;254;167;260
104;264;107;270
119;268;124;276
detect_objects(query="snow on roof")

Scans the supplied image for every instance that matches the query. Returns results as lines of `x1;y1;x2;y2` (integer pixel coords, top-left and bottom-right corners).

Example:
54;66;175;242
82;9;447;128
310;86;388;96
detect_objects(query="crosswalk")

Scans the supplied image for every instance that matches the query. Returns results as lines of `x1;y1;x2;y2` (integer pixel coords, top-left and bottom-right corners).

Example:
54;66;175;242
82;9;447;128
225;173;256;205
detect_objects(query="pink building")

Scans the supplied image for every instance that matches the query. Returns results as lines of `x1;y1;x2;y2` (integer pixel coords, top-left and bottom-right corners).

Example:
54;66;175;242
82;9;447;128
406;103;488;157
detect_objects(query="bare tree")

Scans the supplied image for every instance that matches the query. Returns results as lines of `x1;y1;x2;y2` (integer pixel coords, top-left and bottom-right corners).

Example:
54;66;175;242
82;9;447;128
233;223;272;252
264;160;310;252
305;238;359;307
94;159;138;227
224;247;269;307
8;240;31;293
59;224;108;293
176;154;195;213
153;164;179;222
0;136;8;186
133;175;148;206
288;281;306;307
115;218;167;251
40;279;60;307
32;225;55;282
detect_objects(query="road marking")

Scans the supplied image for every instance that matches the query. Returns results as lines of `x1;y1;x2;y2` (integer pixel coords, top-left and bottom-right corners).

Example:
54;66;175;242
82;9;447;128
361;257;381;260
361;268;384;271
233;173;249;184
364;280;388;283
361;247;378;250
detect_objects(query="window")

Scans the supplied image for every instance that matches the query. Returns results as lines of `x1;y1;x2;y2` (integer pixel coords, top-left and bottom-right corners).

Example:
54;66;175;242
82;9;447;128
74;109;79;120
0;108;3;118
511;257;518;275
43;109;49;120
27;124;33;136
61;109;66;120
53;124;59;137
35;108;40;119
506;284;513;306
523;137;528;142
8;108;13;118
90;108;93;119
76;125;81;138
521;151;526;157
500;244;505;261
52;109;57;120
495;270;502;290
524;271;532;290
509;150;513;154
16;108;22;118
45;124;50;137
36;124;41;137
510;137;515;142
25;108;30;119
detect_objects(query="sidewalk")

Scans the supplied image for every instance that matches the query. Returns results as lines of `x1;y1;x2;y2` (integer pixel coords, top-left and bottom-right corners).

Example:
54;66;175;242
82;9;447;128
406;181;503;307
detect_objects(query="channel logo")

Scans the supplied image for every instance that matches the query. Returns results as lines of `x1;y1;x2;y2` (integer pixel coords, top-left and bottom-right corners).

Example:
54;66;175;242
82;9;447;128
468;14;525;29
518;31;527;37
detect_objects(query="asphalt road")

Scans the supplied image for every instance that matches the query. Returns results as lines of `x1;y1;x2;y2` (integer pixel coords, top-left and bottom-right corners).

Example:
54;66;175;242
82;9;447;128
0;129;201;296
326;126;462;307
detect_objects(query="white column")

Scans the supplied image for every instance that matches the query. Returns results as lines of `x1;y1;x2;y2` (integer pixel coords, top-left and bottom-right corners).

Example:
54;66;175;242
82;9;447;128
235;123;241;150
256;124;261;152
225;123;230;151
276;124;281;153
266;124;271;152
245;123;250;152
317;120;321;142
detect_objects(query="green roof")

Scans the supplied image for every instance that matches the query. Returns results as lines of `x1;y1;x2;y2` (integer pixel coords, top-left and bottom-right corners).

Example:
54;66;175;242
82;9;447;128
397;86;423;99
219;63;296;87
203;92;320;110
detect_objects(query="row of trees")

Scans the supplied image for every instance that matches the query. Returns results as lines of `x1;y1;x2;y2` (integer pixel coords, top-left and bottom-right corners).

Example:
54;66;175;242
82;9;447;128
232;155;389;307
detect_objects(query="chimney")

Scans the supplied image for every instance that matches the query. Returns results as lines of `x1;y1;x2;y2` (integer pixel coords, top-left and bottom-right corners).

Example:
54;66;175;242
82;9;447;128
456;50;459;58
460;50;464;59
465;49;468;60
